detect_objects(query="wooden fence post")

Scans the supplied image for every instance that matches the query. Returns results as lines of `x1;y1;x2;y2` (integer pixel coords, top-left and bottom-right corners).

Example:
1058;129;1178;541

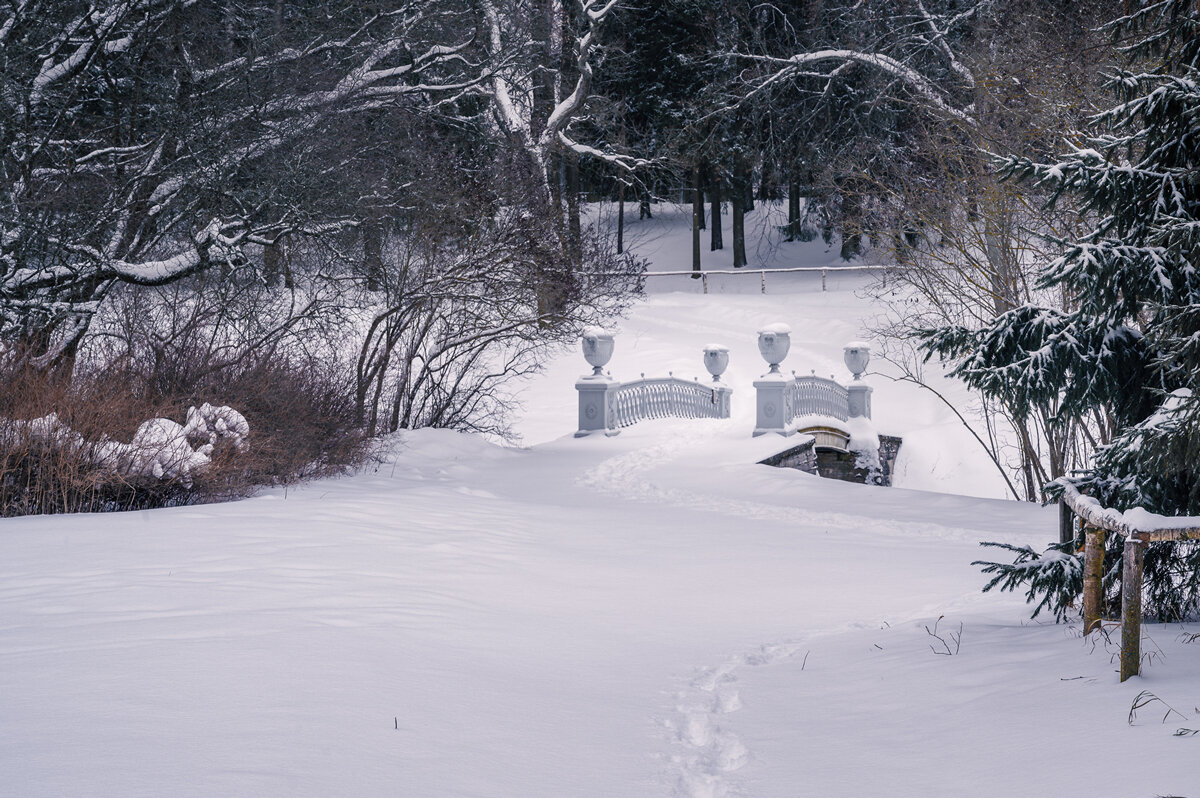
1120;537;1146;682
1059;482;1200;681
1083;526;1105;635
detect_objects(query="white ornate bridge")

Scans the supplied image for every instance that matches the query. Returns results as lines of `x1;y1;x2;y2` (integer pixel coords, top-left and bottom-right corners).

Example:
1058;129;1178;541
572;325;894;483
572;324;872;452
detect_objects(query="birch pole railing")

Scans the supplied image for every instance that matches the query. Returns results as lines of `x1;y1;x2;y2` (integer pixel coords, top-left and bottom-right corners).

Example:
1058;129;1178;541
586;265;889;294
1059;482;1200;681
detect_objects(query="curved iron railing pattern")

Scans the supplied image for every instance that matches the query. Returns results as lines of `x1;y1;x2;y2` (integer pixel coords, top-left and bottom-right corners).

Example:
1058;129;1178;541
789;376;849;422
610;377;731;429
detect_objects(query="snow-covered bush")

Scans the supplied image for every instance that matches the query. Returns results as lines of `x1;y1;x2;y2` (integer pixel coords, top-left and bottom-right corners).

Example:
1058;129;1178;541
2;303;365;516
3;404;248;488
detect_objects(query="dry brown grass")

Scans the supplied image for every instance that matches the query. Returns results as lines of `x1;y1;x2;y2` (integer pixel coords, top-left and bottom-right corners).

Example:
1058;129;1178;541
1;351;367;517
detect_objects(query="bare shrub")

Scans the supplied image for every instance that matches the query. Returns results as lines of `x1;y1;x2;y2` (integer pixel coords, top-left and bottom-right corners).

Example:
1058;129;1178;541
0;367;194;515
89;282;366;480
1;268;367;516
176;355;366;487
0;357;366;517
349;207;642;440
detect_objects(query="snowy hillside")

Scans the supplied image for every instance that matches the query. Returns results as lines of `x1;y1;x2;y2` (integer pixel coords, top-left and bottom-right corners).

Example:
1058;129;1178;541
2;204;1198;798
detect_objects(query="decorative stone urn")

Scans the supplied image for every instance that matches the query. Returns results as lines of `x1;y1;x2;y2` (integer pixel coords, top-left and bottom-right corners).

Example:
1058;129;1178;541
703;344;730;382
581;327;615;376
757;324;791;374
843;342;870;380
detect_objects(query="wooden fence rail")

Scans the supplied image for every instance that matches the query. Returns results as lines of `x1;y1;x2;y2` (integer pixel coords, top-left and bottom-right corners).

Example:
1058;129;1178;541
1058;482;1200;681
588;265;889;294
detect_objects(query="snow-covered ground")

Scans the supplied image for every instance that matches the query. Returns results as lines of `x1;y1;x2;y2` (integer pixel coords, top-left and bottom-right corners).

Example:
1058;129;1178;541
2;203;1198;797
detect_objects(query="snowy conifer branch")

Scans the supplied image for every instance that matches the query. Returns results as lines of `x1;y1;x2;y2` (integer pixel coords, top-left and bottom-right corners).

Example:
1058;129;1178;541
973;540;1081;621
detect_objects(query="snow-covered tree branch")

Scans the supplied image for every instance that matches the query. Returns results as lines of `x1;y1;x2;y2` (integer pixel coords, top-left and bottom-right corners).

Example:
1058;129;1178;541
0;0;488;371
481;0;644;210
736;1;986;129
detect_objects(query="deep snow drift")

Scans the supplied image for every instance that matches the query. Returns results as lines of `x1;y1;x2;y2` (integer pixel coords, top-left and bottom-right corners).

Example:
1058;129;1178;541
2;203;1197;798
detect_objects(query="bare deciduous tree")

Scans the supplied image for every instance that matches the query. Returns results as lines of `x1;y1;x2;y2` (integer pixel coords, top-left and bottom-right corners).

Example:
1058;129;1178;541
0;0;486;371
734;0;1113;498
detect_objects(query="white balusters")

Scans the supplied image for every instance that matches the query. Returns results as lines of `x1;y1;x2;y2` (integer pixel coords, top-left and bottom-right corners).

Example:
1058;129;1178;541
580;340;733;435
754;328;871;436
608;375;733;428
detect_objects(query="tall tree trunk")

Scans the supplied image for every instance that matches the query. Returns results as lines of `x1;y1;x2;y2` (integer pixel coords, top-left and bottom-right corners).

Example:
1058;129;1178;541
639;185;652;219
691;163;702;278
616;179;625;254
891;226;911;267
838;176;862;261
731;162;747;268
787;178;801;241
223;1;237;60
615;98;627;254
262;236;290;288
566;151;582;268
696;162;706;230
549;149;565;239
759;165;776;202
363;216;385;291
984;190;1019;314
710;166;723;251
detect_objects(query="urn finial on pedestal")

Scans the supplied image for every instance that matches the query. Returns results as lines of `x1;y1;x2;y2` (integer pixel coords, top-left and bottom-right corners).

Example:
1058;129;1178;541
581;327;615;376
757;323;791;374
843;342;870;380
703;344;729;382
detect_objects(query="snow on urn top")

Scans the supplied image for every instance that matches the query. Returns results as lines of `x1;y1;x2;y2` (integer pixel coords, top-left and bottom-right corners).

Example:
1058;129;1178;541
843;343;870;381
757;323;791;373
703;344;730;381
581;327;615;375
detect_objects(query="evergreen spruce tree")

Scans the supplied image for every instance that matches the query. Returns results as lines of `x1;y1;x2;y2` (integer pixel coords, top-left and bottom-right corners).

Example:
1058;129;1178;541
923;0;1200;620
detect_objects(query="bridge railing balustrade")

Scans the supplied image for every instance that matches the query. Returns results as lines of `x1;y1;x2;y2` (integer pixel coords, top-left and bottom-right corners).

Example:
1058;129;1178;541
753;326;871;437
573;325;873;440
575;330;733;437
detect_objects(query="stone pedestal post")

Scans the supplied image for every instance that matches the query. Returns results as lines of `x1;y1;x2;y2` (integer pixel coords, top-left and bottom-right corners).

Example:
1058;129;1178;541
575;375;619;437
711;384;733;418
754;325;793;437
753;373;792;437
847;381;873;419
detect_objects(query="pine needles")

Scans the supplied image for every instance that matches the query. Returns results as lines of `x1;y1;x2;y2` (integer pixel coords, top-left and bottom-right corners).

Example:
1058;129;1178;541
973;540;1083;621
